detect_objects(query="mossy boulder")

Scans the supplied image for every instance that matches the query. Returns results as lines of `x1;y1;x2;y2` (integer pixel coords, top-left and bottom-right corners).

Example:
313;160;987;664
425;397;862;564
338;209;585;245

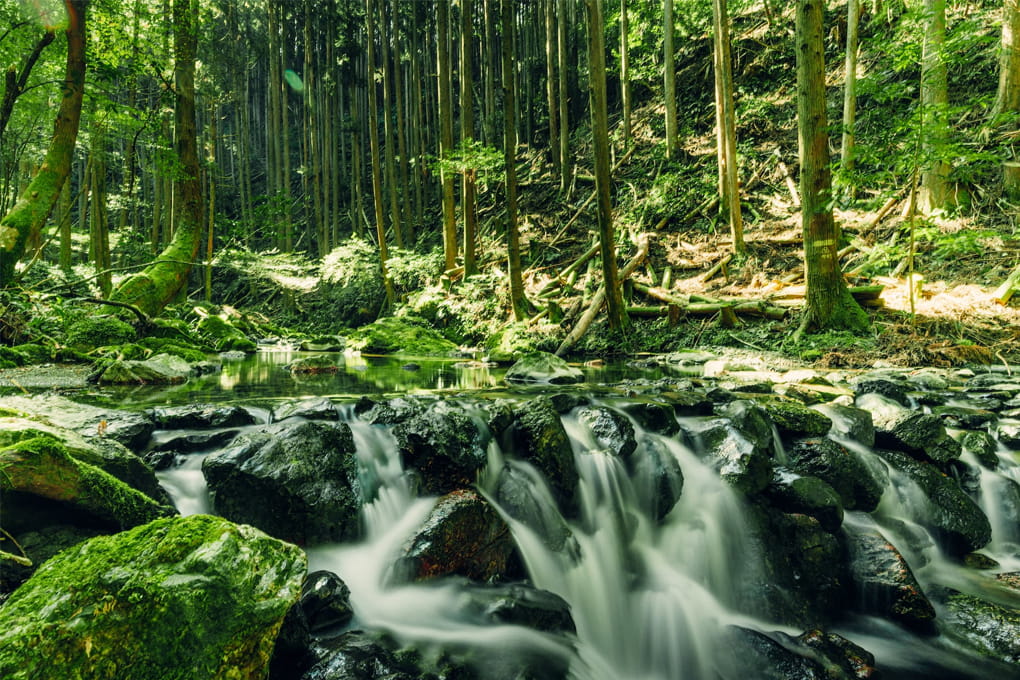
764;469;844;533
941;589;1020;666
844;527;935;631
96;352;194;385
137;336;211;363
757;399;833;440
287;355;339;374
960;430;1000;469
877;449;992;556
485;322;562;361
630;435;684;521
787;438;883;512
504;351;583;385
0;515;306;680
197;314;256;353
0;434;175;534
346;316;457;355
393;401;488;496
576;405;637;457
64;316;136;350
692;404;774;496
202;421;361;544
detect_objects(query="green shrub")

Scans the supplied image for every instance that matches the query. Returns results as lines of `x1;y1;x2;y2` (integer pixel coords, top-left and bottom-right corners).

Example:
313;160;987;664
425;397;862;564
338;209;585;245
64;317;136;350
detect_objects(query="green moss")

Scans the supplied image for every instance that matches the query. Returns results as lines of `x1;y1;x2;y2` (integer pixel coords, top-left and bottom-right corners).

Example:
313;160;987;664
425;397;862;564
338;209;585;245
485;322;561;361
347;316;458;356
0;515;306;680
64;317;137;350
197;316;254;352
220;336;256;353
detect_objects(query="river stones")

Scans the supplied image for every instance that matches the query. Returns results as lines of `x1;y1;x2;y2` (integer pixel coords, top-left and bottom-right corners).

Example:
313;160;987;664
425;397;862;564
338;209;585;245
202;420;360;544
491;461;575;553
393;400;487;495
871;409;962;465
816;404;875;447
876;449;991;556
764;469;844;533
843;526;936;631
693;401;775;495
630;435;684;521
151;403;257;429
398;489;516;583
462;582;575;634
271;570;354;676
717;627;831;679
939;588;1020;667
0;515;305;680
786;438;883;512
576;405;637;457
96;352;196;384
959;430;1000;469
757;399;833;440
617;399;681;435
504;351;583;384
498;396;579;514
274;396;339;422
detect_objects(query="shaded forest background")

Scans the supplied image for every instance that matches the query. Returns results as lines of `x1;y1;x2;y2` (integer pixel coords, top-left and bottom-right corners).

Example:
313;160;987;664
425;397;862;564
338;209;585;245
1;0;1019;366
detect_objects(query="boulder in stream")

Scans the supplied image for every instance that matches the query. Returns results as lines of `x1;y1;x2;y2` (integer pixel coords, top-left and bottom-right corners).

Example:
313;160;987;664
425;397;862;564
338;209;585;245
504;351;583;384
151;403;257;429
398;489;516;582
764;469;844;533
2;394;155;451
96;352;195;384
940;588;1020;667
202;420;360;544
694;406;773;496
577;405;637;457
0;515;305;680
630;435;684;521
877;449;991;556
500;396;580;514
273;396;339;422
843;527;936;631
393;400;487;495
758;399;833;440
787;437;883;512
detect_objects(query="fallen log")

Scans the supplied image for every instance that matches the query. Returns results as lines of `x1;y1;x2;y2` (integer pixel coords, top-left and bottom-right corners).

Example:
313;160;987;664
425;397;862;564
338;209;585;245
993;263;1020;304
556;234;650;357
626;300;786;320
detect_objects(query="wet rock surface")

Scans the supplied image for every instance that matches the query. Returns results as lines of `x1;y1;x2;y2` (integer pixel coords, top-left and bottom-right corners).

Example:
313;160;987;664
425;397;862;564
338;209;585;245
844;527;936;630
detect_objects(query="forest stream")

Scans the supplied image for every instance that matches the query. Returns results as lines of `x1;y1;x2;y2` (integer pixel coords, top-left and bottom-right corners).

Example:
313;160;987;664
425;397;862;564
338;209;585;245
4;350;1017;680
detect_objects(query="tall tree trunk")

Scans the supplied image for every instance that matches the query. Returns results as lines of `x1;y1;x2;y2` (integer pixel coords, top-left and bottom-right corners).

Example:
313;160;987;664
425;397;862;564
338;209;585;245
438;0;457;272
795;0;868;334
0;30;56;150
0;0;88;287
664;0;678;161
380;0;404;248
364;0;395;307
712;0;743;254
483;0;498;147
585;0;626;331
557;0;570;191
280;8;294;251
462;0;479;278
89;130;111;297
205;102;217;302
620;0;631;149
840;0;859;191
502;0;527;321
919;0;949;213
991;0;1020;120
545;0;560;173
110;0;203;317
392;1;413;244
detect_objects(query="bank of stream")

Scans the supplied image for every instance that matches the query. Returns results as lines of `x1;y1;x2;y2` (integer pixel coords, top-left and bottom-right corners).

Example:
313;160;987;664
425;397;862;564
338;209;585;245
1;350;1018;679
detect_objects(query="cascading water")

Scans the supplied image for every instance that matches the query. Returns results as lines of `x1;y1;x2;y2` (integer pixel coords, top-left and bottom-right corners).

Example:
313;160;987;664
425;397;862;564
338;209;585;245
153;385;1020;680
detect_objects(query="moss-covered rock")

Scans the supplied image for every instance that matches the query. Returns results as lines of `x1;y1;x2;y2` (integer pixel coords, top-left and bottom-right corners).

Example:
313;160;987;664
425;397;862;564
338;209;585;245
787;438;883;512
202;421;360;544
844;527;935;631
0;435;175;533
64;316;136;350
941;589;1020;666
393;401;488;496
692;405;774;496
764;469;844;533
197;314;256;353
0;515;306;680
137;336;211;362
485;322;562;361
346;315;458;355
499;397;580;515
757;399;833;439
287;355;339;374
96;352;194;384
504;351;584;385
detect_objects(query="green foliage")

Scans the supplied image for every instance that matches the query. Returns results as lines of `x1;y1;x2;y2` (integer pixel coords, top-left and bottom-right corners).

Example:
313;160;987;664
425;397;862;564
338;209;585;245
783;329;876;363
485;322;562;361
346;315;458;356
64;316;136;350
386;248;443;296
408;275;504;345
431;140;503;189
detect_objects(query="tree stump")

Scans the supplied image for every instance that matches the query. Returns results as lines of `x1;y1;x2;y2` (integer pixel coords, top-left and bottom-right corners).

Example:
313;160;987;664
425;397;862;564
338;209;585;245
1004;161;1020;201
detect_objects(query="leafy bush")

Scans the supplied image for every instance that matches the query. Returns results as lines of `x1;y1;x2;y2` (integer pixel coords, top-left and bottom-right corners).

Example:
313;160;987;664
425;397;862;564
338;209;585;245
64;317;136;350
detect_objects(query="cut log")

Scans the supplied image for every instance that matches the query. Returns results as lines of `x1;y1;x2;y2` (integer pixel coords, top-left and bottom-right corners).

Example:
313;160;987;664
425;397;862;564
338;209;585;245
993;262;1020;304
699;254;733;283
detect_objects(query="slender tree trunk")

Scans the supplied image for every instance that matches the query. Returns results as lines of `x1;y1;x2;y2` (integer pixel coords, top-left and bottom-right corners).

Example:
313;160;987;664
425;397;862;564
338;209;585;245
461;0;479;278
392;1;413;244
0;30;55;150
585;0;626;331
664;0;678;161
0;0;88;287
58;175;72;271
110;0;204;317
89;131;111;297
380;0;403;248
484;0;498;147
795;0;868;334
840;0;859;191
557;0;570;191
280;9;294;251
350;77;365;238
712;0;743;253
919;0;949;213
205;101;216;302
364;0;395;307
502;0;527;321
438;0;457;272
545;0;560;173
991;0;1020;120
620;0;631;149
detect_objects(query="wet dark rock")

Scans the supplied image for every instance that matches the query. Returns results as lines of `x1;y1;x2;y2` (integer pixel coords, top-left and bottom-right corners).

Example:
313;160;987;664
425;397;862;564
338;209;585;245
394;401;487;495
967;372;1020;389
274;397;338;422
630;436;684;521
718;627;830;679
398;489;515;582
97;353;195;384
795;629;880;679
764;469;843;533
548;391;589;414
504;351;583;384
852;377;910;406
658;390;715;416
871;409;961;465
704;386;739;405
996;421;1020;449
2;393;155;453
843;527;936;631
463;582;575;634
932;405;997;430
502;397;579;513
787;438;883;512
618;399;680;436
151;404;256;430
149;428;241;454
354;395;426;424
202;421;360;544
963;552;1000;570
271;570;354;676
0;524;104;594
747;508;847;628
492;462;575;553
695;417;773;495
815;404;875;448
959;430;999;469
577;406;636;457
142;449;177;470
876;449;991;556
298;631;421;680
758;399;833;440
940;589;1020;666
